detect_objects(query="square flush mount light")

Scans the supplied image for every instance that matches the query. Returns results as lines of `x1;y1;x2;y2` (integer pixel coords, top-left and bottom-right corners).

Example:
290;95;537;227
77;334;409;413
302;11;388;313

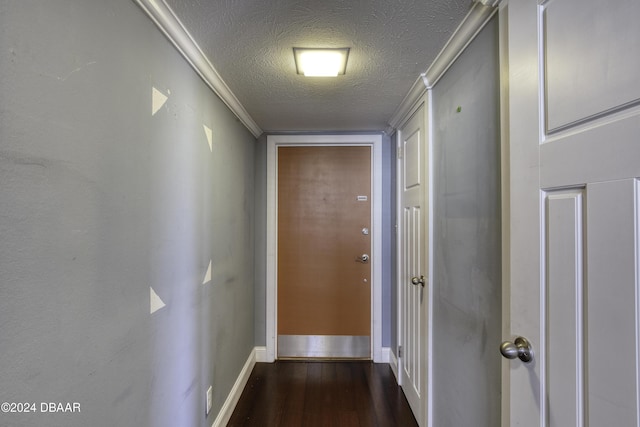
293;48;350;77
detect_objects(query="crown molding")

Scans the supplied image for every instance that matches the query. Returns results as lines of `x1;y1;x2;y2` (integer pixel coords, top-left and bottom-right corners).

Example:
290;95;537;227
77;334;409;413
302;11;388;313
387;74;429;131
474;0;502;7
424;2;500;88
134;0;263;138
388;1;500;129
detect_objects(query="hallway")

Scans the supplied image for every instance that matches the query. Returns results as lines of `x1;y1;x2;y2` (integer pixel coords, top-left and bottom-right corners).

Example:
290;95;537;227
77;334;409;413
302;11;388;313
3;0;639;425
0;1;501;426
228;361;418;427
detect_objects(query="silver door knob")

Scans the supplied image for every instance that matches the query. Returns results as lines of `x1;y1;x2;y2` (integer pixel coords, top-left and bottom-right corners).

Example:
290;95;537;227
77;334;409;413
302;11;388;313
500;336;533;363
411;276;426;287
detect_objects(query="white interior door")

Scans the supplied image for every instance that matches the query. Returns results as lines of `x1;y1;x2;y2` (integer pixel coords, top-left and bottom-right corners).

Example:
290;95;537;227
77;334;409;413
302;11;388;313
398;100;430;426
504;0;640;425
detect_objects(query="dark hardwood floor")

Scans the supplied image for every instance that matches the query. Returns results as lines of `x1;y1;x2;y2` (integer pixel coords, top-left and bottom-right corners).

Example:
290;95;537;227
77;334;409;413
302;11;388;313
227;361;418;427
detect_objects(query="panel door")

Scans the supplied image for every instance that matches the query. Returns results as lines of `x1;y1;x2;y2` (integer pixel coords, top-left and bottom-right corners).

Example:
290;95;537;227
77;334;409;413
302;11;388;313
398;102;429;426
504;0;640;425
277;146;372;358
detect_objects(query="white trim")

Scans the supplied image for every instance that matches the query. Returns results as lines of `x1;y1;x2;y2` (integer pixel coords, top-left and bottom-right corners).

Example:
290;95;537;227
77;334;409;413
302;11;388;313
266;134;384;363
133;0;263;138
395;130;405;391
387;75;429;134
388;348;399;382
498;2;511;426
254;346;268;363
426;90;435;427
474;0;502;7
635;181;640;427
424;3;498;88
211;348;256;427
266;137;278;363
379;347;391;364
388;2;499;129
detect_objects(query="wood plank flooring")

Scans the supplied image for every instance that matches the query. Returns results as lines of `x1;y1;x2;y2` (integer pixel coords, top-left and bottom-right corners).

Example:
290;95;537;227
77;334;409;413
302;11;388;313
227;361;418;427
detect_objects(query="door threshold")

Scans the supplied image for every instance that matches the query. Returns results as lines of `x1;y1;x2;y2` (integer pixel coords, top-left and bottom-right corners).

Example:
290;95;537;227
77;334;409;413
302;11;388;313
277;356;372;362
277;334;371;359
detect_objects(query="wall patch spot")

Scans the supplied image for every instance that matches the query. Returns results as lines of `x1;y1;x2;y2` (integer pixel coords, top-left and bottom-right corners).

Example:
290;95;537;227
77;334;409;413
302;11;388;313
150;286;166;314
203;125;213;152
203;260;212;284
152;87;168;116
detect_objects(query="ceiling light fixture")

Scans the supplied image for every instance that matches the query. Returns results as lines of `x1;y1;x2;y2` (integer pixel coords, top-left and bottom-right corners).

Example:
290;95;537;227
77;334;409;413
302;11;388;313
293;48;350;77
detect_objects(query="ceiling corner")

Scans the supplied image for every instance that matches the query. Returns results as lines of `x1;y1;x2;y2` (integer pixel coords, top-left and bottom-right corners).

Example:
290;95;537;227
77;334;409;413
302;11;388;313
133;0;263;137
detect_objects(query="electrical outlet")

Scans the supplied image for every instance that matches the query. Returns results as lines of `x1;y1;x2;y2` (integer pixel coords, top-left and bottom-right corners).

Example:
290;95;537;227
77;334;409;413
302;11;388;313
206;385;213;415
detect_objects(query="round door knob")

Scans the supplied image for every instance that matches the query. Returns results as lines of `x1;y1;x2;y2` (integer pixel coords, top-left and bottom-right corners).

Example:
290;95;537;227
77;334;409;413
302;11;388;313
411;276;426;286
500;336;533;363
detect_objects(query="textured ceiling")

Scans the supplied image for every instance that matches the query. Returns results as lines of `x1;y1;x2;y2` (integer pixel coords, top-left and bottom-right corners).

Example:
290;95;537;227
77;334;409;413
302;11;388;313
164;0;472;132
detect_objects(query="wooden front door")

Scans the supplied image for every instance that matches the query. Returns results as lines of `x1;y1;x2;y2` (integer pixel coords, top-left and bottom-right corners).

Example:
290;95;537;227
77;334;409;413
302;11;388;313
277;146;372;358
504;0;640;425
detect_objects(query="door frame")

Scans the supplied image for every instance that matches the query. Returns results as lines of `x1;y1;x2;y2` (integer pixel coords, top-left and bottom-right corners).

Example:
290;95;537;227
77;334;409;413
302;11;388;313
265;134;384;362
496;2;510;425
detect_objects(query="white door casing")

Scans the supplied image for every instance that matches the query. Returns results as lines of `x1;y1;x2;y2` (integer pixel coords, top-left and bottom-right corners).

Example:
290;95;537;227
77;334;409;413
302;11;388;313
503;0;640;425
397;99;431;426
265;134;384;363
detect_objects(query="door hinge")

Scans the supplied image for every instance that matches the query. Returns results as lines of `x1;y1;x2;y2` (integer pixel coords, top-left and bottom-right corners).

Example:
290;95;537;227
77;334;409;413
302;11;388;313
398;345;402;358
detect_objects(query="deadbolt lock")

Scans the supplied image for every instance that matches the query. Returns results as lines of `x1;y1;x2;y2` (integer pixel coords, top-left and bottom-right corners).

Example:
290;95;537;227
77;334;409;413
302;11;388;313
356;254;369;263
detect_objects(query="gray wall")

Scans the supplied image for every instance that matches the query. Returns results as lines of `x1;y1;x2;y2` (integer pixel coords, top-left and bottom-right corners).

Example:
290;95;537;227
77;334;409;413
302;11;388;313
0;1;256;426
253;133;395;348
254;136;268;345
382;133;397;349
431;16;501;426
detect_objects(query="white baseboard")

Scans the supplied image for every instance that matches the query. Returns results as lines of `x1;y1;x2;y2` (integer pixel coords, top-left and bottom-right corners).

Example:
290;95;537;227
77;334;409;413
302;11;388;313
378;347;390;364
211;347;257;427
254;346;268;363
389;348;399;383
